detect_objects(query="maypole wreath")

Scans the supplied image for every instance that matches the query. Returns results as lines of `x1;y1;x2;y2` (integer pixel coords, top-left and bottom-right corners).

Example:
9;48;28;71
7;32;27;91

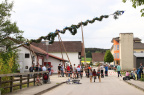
28;10;124;45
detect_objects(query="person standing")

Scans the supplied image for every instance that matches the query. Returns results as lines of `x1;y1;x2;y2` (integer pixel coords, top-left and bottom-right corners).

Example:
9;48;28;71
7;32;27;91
105;64;108;76
87;65;91;78
117;63;122;77
29;65;34;77
139;63;143;78
89;69;93;83
58;64;61;77
42;65;47;71
73;64;76;79
66;64;70;77
60;65;64;77
97;64;101;82
39;65;42;71
92;69;97;82
70;65;73;78
48;66;51;76
76;65;81;78
35;65;39;72
100;64;104;76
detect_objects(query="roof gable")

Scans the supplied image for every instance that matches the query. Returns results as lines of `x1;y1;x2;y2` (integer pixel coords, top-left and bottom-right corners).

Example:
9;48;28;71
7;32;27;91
92;52;105;62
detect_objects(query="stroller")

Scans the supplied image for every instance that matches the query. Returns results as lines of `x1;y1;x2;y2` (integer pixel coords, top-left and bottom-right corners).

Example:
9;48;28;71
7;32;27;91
43;73;48;84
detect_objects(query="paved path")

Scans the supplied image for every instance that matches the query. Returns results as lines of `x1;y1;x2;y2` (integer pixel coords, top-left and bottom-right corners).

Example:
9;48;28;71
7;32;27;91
42;71;144;95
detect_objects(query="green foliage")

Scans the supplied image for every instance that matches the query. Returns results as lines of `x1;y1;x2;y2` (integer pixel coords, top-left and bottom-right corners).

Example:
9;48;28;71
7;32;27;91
85;48;109;53
123;0;144;17
81;57;92;61
86;51;92;58
104;50;114;63
0;0;24;41
0;50;19;94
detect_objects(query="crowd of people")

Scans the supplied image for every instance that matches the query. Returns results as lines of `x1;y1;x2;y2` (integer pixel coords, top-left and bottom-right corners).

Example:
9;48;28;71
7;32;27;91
122;63;144;80
29;62;143;85
57;63;109;83
29;65;52;75
29;64;51;86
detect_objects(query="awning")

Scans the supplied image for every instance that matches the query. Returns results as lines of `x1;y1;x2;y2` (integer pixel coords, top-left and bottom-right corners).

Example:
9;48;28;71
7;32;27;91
134;53;144;57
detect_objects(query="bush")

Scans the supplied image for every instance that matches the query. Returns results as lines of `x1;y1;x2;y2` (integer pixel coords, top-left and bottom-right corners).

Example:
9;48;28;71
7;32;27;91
0;51;19;94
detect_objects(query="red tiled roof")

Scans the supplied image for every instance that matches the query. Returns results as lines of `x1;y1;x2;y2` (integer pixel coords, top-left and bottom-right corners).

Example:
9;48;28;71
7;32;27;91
24;45;67;61
32;41;82;52
3;37;67;61
92;52;105;62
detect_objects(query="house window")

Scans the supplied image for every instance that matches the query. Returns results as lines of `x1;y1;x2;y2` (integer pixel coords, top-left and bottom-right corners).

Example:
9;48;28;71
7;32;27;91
114;53;116;58
25;53;30;58
117;45;119;50
141;51;143;53
114;45;116;50
117;53;119;58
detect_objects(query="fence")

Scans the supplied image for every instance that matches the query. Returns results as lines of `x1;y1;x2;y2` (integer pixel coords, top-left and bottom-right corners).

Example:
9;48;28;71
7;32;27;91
0;71;49;93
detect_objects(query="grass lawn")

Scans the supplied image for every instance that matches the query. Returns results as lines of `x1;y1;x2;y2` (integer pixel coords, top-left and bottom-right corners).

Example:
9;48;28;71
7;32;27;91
2;82;34;94
81;57;92;61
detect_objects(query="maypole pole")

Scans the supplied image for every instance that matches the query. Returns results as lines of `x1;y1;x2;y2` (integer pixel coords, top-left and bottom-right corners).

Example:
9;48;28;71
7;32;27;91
81;22;87;65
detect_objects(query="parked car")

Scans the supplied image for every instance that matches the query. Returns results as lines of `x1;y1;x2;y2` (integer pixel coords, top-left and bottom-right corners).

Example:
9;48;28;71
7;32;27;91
109;65;117;70
108;65;114;70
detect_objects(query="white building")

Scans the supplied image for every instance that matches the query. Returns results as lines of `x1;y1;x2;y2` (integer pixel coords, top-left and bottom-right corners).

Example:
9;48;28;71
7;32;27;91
1;37;67;73
32;41;82;66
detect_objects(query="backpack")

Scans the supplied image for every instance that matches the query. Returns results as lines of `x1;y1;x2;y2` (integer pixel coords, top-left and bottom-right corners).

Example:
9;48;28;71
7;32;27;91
43;74;48;80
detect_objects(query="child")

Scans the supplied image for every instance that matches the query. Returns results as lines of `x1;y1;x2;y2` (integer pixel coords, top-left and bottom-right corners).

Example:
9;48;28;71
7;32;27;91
89;69;93;83
123;71;130;80
35;75;42;86
92;69;97;82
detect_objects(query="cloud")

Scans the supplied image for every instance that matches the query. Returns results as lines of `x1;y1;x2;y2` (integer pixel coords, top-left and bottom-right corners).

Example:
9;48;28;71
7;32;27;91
2;0;144;49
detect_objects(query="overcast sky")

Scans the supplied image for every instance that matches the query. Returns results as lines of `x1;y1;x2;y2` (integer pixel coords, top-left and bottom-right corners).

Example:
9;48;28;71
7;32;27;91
2;0;144;49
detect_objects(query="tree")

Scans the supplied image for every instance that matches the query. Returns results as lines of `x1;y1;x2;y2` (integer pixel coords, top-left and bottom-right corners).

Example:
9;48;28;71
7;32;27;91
104;50;114;64
86;51;92;58
0;0;24;41
123;0;144;17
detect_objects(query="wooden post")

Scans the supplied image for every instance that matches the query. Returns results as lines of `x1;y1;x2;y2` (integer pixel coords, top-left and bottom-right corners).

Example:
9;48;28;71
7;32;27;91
33;74;35;86
0;77;1;88
10;76;13;92
58;34;65;68
20;75;22;89
27;74;30;87
81;22;86;65
57;32;72;65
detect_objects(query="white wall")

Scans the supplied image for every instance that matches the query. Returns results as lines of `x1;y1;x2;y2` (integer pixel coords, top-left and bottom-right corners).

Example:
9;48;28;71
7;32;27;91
44;56;61;73
17;47;37;73
49;52;80;66
119;33;134;70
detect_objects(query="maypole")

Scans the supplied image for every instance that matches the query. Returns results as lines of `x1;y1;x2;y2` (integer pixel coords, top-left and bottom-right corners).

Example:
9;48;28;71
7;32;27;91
81;22;86;65
20;10;124;50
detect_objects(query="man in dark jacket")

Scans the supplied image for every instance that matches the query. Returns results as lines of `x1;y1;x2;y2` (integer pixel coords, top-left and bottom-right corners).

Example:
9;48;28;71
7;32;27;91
29;65;34;77
139;63;143;78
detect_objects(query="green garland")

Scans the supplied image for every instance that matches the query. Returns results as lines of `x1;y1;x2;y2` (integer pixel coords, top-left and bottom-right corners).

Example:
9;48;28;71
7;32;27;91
28;10;124;45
